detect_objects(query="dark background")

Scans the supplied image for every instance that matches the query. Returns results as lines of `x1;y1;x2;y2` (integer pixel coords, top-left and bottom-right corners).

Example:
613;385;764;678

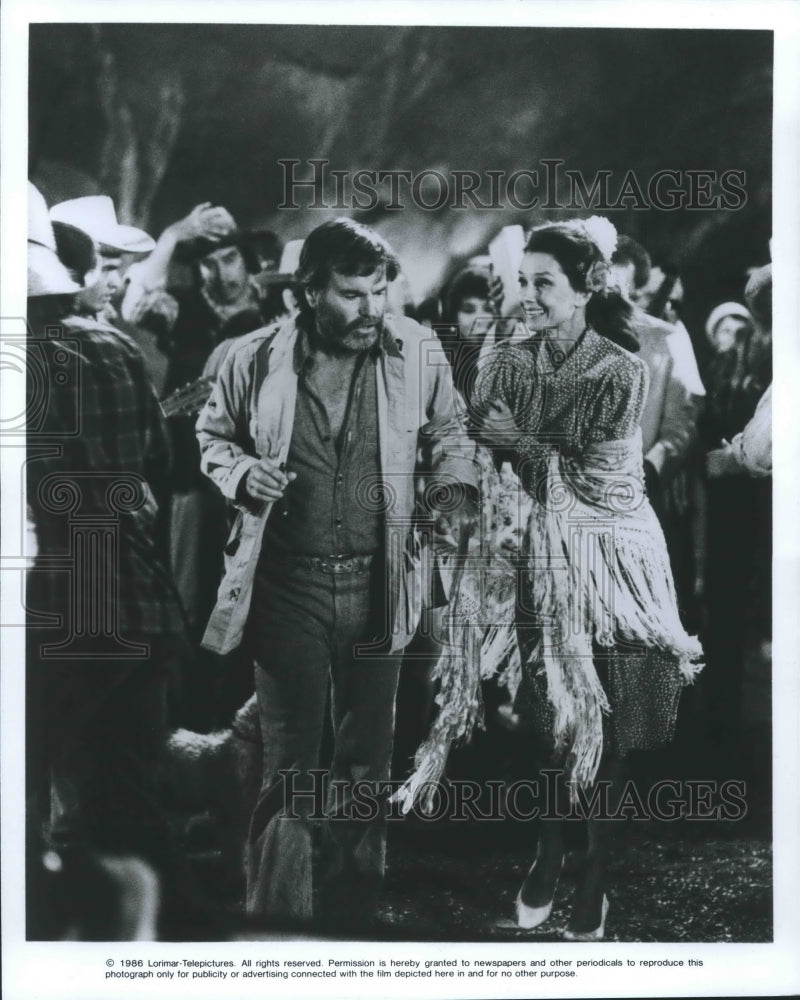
29;23;772;357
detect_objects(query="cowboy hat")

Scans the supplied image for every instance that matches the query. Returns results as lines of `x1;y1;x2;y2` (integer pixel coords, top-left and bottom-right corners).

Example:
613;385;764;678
50;196;155;254
257;239;305;285
27;182;81;297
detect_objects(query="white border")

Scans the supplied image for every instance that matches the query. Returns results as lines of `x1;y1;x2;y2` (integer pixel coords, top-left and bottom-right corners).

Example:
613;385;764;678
3;2;800;998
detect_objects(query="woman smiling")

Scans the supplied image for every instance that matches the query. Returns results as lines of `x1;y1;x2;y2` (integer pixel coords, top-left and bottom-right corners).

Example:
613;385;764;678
472;217;703;940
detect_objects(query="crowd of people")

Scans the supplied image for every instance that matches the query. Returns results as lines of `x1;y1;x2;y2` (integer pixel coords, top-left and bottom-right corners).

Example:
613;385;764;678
25;180;772;941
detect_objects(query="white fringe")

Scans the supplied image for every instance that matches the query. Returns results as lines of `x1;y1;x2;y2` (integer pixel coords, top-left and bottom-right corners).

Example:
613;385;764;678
392;435;704;813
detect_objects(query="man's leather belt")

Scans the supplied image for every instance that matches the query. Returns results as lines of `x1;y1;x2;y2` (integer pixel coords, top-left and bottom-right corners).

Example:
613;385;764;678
266;550;375;575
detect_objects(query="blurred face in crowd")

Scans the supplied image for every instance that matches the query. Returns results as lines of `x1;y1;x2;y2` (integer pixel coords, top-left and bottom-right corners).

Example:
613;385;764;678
518;251;588;335
631;265;664;312
609;261;637;301
76;250;122;316
712;315;749;353
198;245;250;304
307;266;388;354
663;277;684;324
456;295;494;344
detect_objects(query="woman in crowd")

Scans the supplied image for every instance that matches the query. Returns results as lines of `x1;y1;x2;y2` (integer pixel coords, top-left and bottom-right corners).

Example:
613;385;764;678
699;275;772;753
436;263;500;406
702;300;770;444
470;218;703;940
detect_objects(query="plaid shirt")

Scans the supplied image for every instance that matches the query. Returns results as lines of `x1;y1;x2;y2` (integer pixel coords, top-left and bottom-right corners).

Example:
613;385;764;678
27;316;186;646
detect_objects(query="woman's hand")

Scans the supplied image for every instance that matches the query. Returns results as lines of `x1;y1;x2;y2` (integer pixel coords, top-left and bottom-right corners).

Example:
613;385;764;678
478;399;522;449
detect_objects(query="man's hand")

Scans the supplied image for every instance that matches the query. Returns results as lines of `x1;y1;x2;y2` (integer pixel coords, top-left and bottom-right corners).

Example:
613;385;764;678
487;273;505;315
242;458;296;503
706;443;740;479
171;202;237;244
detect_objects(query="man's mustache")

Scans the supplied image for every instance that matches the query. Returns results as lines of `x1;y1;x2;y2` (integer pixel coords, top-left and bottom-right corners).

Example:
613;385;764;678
346;317;380;332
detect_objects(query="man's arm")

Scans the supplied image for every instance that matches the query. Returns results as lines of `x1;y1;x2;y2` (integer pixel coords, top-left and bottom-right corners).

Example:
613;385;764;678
195;344;260;503
120;203;236;328
417;337;479;541
645;329;705;486
419;338;479;491
707;384;772;479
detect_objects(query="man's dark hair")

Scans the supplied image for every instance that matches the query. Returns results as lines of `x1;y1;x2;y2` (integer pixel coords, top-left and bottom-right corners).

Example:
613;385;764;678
612;235;652;291
295;218;400;292
51;222;97;285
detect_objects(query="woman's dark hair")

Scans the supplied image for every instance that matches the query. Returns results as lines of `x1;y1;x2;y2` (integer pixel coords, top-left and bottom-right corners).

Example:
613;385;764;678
524;223;638;351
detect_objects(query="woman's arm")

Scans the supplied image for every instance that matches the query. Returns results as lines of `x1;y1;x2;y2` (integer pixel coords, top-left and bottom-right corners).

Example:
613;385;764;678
586;353;649;444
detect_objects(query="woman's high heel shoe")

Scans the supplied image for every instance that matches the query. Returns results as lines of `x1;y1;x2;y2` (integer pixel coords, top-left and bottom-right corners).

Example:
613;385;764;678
514;856;564;930
515;892;553;930
562;894;609;942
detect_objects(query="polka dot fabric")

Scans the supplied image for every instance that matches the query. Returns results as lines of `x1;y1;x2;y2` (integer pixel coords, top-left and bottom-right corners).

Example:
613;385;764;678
476;328;685;757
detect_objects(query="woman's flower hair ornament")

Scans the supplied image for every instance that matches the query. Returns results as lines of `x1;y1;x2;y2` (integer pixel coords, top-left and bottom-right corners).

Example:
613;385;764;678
575;215;619;263
561;215;618;293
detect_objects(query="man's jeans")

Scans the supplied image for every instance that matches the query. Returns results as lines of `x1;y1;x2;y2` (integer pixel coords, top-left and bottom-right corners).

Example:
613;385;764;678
246;553;401;924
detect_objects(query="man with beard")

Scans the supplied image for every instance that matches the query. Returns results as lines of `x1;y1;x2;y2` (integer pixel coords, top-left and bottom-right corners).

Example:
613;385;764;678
196;218;477;930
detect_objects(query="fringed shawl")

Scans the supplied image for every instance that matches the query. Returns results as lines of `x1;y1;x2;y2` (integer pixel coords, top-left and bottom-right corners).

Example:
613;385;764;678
393;435;703;814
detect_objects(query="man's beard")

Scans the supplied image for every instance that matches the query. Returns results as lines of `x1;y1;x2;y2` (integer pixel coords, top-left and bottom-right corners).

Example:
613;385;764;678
316;315;382;355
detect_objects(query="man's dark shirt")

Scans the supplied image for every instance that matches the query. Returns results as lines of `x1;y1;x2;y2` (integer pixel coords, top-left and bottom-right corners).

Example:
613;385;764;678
264;330;383;558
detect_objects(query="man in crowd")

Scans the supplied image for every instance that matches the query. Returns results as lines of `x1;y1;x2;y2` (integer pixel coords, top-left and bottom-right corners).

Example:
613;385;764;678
196;218;478;930
26;185;206;938
49;195;156;321
118;206;282;729
610;235;706;620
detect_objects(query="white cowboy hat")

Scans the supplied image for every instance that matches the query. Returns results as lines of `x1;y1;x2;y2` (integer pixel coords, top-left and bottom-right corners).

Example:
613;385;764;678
258;239;306;284
50;195;155;254
28;182;81;297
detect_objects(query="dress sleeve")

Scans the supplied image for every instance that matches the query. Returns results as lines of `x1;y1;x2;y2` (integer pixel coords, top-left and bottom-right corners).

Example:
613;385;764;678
586;355;649;443
473;343;536;422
